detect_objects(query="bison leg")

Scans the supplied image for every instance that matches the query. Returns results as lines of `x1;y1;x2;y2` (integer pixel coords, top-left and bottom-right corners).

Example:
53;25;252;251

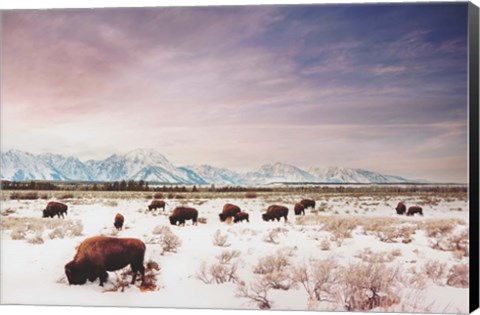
97;269;108;286
131;263;145;285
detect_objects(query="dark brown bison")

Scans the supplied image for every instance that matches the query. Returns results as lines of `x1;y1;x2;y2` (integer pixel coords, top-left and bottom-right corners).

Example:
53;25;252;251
407;206;423;216
300;199;316;209
64;236;145;287
262;205;289;222
294;203;305;215
219;203;241;222
148;200;166;211
234;212;249;223
42;201;68;218
169;207;198;226
395;202;406;215
114;213;124;231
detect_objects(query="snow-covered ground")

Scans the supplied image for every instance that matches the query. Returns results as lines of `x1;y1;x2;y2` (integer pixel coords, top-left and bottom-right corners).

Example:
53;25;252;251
0;190;469;313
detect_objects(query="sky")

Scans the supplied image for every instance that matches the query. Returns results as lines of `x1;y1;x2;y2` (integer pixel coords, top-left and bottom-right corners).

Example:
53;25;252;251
1;3;470;182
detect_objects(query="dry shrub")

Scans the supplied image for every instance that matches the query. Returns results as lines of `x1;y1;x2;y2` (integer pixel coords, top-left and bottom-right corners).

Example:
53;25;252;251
422;260;447;285
107;260;160;292
104;200;118;207
27;235;44;244
198;217;207;224
1;208;16;216
338;262;400;311
213;229;230;247
140;260;161;292
10;192;39;200
372;225;416;243
245;191;257;198
58;193;74;199
446;264;469;288
150;226;181;253
355;248;398;264
2;217;83;240
196;250;240;284
263;227;288;245
320;238;331;251
291;258;338;302
236;277;272;309
153;192;163;199
253;251;290;275
422;219;463;238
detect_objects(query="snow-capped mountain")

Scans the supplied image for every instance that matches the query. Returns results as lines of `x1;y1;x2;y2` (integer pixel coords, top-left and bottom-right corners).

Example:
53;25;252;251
182;165;246;186
0;149;415;184
38;153;94;181
245;162;318;184
0;150;68;181
85;149;201;183
308;166;408;183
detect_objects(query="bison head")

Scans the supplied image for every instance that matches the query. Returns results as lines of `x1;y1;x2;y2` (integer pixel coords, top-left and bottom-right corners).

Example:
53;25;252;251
42;209;50;218
262;213;271;222
219;213;227;222
169;215;177;225
65;261;89;285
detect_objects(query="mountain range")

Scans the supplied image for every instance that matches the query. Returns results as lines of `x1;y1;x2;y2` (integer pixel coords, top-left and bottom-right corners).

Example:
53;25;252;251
0;148;416;185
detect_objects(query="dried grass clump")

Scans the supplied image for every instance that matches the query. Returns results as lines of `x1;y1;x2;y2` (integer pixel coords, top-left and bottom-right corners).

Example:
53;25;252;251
198;217;207;224
58;193;75;200
213;229;230;247
446;264;469;288
355;248;399;264
27;235;44;244
1;208;16;216
263;227;288;245
1;217;83;240
104;200;118;207
422;260;447;285
10;192;39;200
245;191;258;198
320;238;331;251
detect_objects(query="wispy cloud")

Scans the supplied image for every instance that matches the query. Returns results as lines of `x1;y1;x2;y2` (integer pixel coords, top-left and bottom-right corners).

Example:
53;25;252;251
1;4;469;182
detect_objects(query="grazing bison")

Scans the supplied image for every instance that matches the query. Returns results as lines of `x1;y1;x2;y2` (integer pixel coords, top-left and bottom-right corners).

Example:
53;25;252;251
42;201;68;218
64;236;145;287
114;213;124;231
395;202;407;215
407;206;423;216
262;205;289;222
234;212;249;223
294;203;305;215
148;200;166;211
219;203;241;222
300;199;316;209
169;207;198;226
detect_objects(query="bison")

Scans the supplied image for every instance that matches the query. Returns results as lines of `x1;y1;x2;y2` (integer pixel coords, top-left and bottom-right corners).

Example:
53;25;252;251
300;199;316;209
294;203;305;215
148;200;166;211
64;236;145;287
234;212;249;223
219;203;241;222
114;213;124;231
395;202;406;215
262;205;289;222
42;201;68;218
169;207;198;226
407;206;423;216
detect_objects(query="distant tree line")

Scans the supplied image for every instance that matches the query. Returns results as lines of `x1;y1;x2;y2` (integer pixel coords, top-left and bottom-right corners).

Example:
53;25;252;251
0;180;467;194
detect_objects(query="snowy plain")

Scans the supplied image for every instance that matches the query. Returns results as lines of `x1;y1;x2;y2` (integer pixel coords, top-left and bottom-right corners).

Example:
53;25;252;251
0;188;470;313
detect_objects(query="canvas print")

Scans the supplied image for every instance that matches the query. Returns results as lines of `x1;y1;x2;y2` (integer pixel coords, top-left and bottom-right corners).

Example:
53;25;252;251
0;2;477;313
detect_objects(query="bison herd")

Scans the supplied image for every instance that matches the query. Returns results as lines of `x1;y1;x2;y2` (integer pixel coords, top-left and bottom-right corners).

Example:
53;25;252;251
33;197;427;287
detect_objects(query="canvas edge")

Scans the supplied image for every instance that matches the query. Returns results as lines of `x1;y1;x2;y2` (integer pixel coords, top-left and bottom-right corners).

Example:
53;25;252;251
469;1;480;314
